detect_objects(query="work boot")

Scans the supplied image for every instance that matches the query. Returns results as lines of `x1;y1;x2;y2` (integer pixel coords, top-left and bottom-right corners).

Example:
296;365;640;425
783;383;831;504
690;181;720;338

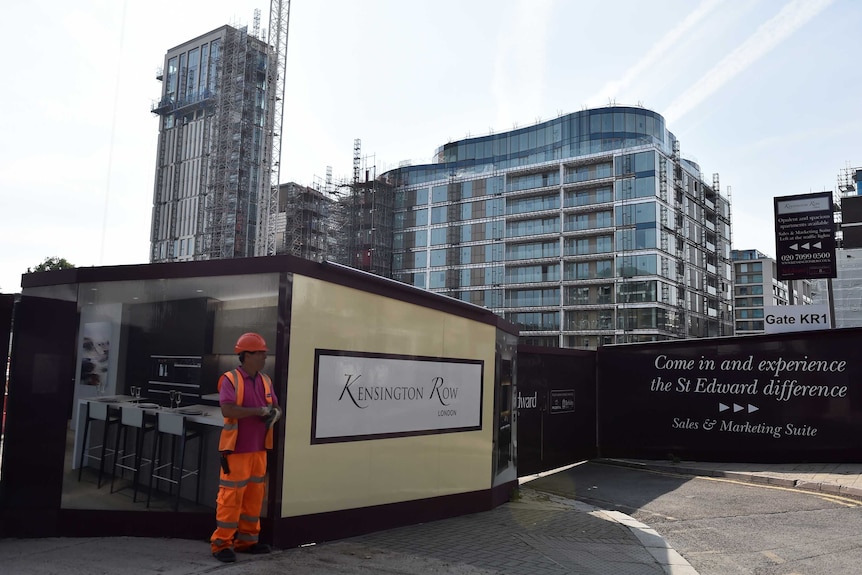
213;548;237;562
237;543;271;554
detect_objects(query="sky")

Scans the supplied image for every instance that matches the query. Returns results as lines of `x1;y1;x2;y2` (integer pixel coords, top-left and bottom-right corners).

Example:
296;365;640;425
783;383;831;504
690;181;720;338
1;0;860;292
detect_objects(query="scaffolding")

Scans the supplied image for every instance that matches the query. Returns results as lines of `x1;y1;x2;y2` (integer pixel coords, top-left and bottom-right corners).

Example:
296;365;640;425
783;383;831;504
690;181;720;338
261;0;291;256
150;9;285;263
316;140;395;276
279;182;332;261
838;162;860;196
199;24;279;260
205;26;248;259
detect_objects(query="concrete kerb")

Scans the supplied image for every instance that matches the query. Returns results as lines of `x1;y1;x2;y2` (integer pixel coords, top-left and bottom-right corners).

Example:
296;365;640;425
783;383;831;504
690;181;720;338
597;458;862;503
523;487;701;575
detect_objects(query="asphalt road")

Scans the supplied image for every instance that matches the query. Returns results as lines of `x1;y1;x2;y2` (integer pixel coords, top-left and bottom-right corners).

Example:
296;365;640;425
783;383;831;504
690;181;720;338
528;461;862;575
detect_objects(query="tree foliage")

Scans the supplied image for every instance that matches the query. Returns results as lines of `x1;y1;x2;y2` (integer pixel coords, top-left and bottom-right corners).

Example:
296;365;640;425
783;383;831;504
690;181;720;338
28;256;75;273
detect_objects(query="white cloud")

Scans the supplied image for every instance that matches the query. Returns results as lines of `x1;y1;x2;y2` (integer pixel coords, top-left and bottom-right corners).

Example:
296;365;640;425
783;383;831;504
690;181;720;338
492;0;556;129
585;0;726;108
664;0;835;123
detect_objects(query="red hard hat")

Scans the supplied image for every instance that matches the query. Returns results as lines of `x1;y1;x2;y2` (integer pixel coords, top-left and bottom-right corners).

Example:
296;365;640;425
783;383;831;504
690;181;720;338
234;332;268;354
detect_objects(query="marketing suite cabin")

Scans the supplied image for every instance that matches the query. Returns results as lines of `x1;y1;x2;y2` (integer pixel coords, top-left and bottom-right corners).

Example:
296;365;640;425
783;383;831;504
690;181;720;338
1;255;518;546
7;254;862;544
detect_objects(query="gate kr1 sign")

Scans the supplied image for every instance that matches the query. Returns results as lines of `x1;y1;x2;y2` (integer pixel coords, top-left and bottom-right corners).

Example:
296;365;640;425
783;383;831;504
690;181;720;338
774;192;836;280
763;305;830;334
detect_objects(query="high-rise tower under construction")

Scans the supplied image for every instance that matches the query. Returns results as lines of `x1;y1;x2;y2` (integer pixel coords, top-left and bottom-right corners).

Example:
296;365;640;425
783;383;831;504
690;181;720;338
150;24;275;262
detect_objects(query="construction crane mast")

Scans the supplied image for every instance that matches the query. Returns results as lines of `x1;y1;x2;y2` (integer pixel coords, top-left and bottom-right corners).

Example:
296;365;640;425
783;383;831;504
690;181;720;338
258;0;291;256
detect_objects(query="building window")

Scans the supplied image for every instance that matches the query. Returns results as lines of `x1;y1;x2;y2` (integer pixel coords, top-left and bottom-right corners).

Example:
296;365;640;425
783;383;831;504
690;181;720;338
507;194;559;215
564;163;611;184
617;254;657;277
416;188;429;205
563;259;613;280
564;235;613;256
486;243;504;263
507;217;559;238
564;211;612;231
618;280;657;303
506;264;560;283
429;249;447;267
735;309;765;319
429;271;446;289
615;228;656;250
431;207;447;224
564;187;612;207
505;312;560;331
507;241;559;260
430;228;447;245
736;274;763;284
505;288;559;307
735;285;764;295
508;171;560;192
413;251;427;268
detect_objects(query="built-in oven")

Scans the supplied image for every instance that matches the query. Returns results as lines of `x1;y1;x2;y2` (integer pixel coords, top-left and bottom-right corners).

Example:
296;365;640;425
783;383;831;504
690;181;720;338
147;355;202;405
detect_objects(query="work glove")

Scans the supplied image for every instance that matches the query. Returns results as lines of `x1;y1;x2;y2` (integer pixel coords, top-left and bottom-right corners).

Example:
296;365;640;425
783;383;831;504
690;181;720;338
262;406;282;429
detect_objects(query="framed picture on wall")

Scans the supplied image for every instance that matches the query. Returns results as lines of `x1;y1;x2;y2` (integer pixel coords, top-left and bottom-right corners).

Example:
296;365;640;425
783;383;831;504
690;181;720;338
79;321;111;390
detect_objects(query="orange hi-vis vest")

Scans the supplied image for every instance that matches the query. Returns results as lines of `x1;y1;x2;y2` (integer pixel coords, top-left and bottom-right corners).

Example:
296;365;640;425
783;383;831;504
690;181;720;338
217;369;274;453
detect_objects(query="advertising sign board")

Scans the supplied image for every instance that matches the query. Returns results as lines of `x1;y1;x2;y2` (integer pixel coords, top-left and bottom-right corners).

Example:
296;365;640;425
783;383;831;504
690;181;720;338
763;305;830;334
549;390;575;414
774;192;836;280
312;349;483;443
597;329;862;461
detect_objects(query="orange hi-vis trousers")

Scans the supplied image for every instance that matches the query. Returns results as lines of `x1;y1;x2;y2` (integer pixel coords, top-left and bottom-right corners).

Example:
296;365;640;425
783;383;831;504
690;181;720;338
210;451;267;553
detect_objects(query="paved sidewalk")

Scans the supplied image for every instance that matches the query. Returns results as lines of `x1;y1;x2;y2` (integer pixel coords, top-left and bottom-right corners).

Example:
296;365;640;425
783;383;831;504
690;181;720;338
6;459;862;575
0;484;694;575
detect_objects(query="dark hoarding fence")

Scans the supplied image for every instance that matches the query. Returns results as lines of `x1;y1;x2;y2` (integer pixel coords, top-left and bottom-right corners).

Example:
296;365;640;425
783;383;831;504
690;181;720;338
596;329;862;463
516;347;597;476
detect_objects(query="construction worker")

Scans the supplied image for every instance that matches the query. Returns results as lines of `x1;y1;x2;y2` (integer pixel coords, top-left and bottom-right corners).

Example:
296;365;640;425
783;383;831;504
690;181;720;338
210;332;282;563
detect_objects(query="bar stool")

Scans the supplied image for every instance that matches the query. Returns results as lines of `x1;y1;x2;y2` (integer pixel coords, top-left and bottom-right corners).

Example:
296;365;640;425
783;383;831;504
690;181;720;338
77;400;120;488
147;411;203;511
110;405;156;502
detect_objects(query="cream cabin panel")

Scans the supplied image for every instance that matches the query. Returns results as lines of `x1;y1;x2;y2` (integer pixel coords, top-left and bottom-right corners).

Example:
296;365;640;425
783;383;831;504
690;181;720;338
280;274;497;517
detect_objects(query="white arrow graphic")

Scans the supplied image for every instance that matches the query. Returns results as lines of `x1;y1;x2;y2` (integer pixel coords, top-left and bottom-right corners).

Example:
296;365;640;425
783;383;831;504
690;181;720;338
790;243;798;251
802;242;810;250
719;403;730;412
733;403;744;412
814;241;822;249
748;404;759;413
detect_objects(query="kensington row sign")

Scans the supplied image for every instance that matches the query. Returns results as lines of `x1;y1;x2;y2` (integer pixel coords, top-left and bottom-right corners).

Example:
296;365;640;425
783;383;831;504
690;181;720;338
312;349;483;443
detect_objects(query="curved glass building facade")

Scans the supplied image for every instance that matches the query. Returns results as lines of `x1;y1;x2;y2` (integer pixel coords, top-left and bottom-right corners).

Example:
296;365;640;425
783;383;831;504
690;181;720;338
379;106;733;346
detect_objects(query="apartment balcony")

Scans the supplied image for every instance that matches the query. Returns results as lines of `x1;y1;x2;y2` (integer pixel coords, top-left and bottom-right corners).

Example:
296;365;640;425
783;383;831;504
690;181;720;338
561;153;615;169
505;208;560;221
561;176;615;191
504;183;561;199
561;201;615;214
561;226;615;238
150;90;216;116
